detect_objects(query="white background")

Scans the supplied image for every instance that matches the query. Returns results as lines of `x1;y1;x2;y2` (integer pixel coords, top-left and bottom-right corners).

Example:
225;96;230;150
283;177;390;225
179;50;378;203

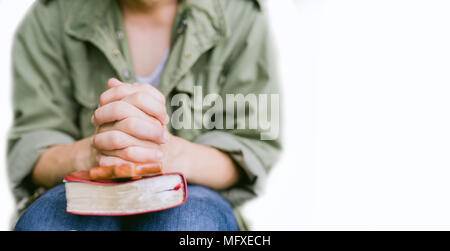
1;0;450;231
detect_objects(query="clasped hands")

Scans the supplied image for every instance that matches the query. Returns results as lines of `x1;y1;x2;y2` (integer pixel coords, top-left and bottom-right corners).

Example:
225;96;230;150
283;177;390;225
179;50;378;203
90;78;173;169
33;78;238;189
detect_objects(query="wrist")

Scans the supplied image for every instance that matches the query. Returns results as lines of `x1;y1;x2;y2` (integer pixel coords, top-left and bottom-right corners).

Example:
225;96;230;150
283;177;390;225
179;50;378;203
162;135;195;178
71;137;95;172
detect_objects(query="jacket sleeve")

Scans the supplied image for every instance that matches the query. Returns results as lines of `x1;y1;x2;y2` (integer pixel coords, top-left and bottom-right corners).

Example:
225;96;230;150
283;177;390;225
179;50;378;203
194;10;282;207
7;2;80;207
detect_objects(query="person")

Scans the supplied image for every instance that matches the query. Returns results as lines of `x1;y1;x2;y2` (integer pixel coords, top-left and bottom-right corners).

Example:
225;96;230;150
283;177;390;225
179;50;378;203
8;0;281;231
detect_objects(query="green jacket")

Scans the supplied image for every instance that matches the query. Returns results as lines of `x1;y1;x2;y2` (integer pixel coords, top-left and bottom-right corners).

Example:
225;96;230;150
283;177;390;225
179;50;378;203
8;0;282;229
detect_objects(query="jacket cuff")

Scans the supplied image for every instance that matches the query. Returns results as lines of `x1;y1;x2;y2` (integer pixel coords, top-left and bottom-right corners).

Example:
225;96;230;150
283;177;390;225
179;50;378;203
8;130;75;205
193;132;267;207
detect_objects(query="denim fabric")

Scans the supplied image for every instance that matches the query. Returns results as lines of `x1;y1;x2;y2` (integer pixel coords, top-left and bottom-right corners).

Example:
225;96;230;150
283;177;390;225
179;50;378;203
14;184;239;231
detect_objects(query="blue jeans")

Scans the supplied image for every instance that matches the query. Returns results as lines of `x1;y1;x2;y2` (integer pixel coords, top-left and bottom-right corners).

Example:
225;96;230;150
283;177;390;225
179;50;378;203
14;184;239;231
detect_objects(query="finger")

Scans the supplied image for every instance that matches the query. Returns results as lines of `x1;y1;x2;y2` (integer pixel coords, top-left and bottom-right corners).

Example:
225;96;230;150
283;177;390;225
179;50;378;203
89;166;114;180
92;100;150;126
101;146;163;163
115;163;163;178
96;155;134;168
122;92;169;126
99;117;170;144
107;78;125;89
100;83;165;107
93;130;158;151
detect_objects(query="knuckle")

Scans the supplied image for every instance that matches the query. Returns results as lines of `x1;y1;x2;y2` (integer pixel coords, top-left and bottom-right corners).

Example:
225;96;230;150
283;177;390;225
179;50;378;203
151;124;163;139
124;117;137;132
91;134;98;148
143;85;166;103
93;109;101;123
109;131;123;148
99;93;108;106
114;85;126;97
134;92;147;105
94;134;105;149
112;101;124;115
157;104;167;118
158;127;166;141
122;147;134;160
147;116;160;127
142;84;153;92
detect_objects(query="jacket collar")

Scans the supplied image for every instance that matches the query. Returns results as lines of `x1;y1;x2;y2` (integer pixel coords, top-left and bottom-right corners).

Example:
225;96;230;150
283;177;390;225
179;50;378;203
65;0;116;41
65;0;228;96
65;0;228;40
159;0;229;96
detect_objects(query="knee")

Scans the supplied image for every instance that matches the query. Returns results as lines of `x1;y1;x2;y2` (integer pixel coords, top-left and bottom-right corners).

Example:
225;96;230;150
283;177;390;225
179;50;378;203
14;184;66;231
115;186;240;231
187;186;231;209
182;185;239;231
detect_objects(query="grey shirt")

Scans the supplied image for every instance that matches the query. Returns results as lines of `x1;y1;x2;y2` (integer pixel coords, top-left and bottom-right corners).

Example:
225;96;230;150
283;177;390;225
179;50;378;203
135;51;170;87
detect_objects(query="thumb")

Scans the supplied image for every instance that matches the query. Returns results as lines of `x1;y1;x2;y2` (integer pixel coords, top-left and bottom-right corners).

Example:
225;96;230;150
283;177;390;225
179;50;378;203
107;78;125;89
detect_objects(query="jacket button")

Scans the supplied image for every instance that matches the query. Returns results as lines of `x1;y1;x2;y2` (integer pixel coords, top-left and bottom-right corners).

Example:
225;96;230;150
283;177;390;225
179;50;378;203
116;31;124;40
185;52;191;58
113;49;121;57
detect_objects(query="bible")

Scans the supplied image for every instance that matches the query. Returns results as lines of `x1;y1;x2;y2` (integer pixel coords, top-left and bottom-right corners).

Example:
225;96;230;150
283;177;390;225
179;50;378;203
64;163;187;216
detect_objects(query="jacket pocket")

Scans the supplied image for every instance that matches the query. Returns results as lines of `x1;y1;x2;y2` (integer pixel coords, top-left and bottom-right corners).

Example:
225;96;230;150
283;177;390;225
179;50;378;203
72;76;105;110
71;78;103;138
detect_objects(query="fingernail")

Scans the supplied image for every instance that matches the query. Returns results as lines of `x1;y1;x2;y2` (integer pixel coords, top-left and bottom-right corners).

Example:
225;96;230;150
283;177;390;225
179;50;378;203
109;78;123;87
91;115;95;125
90;136;95;146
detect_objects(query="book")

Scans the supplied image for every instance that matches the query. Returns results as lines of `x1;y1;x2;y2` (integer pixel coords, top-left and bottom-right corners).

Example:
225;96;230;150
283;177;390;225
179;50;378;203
64;163;187;216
